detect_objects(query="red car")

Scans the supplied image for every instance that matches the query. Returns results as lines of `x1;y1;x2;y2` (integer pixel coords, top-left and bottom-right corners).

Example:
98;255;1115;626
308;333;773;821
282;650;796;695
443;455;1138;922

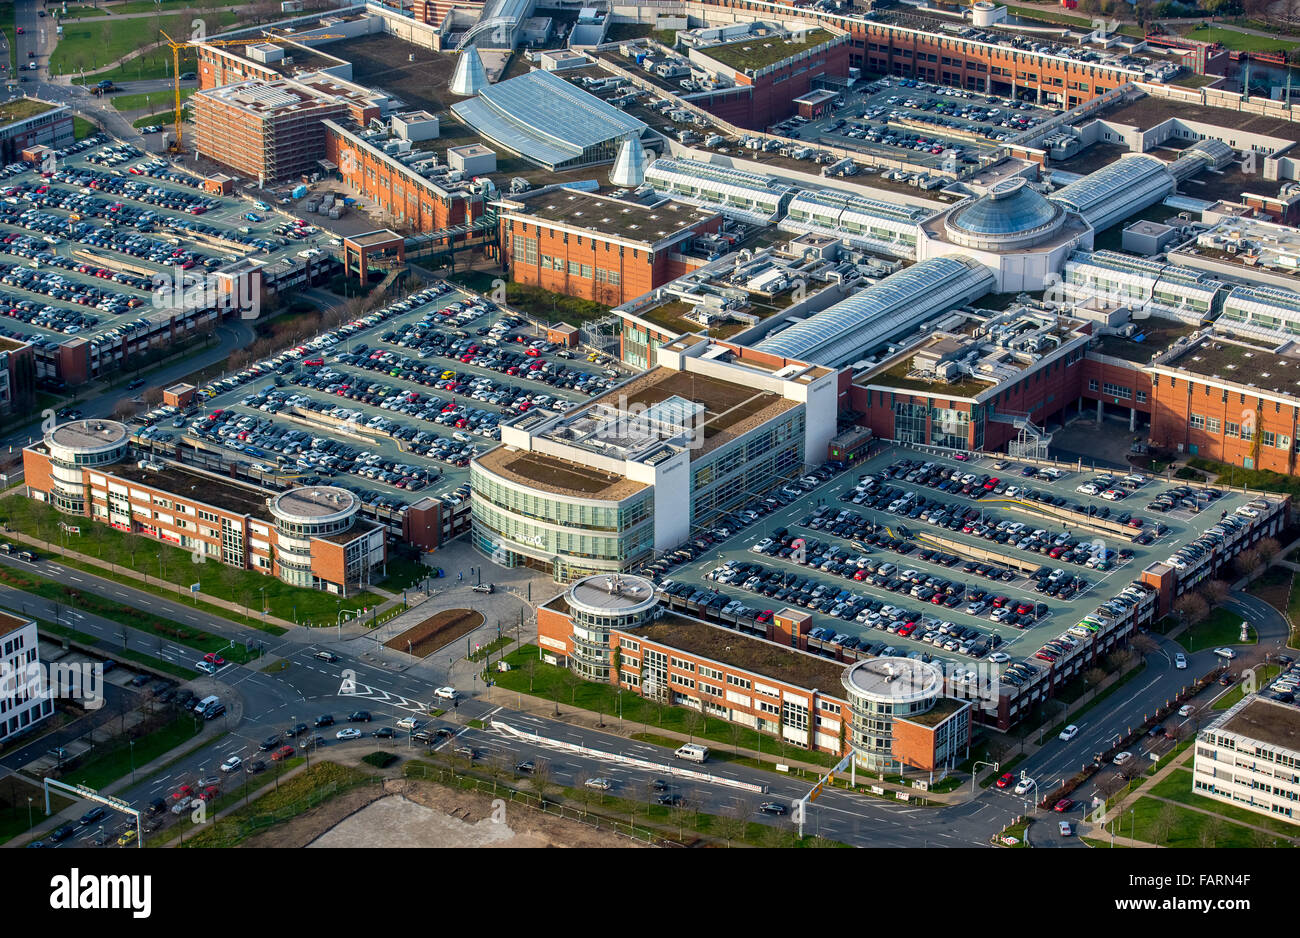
271;745;295;762
203;652;225;665
171;784;193;800
1053;798;1074;813
995;772;1014;789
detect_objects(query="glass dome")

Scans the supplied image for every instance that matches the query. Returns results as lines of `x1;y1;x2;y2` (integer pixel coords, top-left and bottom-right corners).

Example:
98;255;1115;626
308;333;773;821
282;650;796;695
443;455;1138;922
948;177;1059;236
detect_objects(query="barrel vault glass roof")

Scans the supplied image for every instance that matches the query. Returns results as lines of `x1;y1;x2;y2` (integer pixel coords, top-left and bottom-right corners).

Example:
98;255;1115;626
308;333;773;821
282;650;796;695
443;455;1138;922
949;183;1059;236
787;188;935;226
1049;154;1171;217
754;255;995;366
450;69;646;168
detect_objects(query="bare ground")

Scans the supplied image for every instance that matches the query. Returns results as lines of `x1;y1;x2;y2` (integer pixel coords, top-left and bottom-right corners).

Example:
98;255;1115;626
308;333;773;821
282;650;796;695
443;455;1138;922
240;777;644;848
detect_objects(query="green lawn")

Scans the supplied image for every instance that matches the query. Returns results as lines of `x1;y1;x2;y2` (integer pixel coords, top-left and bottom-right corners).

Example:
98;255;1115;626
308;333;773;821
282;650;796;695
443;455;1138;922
51;11;238;75
1214;664;1280;710
1124;795;1280;848
1149;769;1299;841
63;713;204;791
0;560;260;663
1187;457;1300;499
73;45;198;83
1182;23;1300;52
1180;607;1255;653
72;116;98;140
494;645;842;768
0;5;15;73
133;107;188;129
112;88;192;112
37;618;199;680
447;272;611;327
1;496;379;627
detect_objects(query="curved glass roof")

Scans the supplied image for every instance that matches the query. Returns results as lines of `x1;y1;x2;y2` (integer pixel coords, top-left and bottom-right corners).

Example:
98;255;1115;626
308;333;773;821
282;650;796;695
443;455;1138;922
753;256;995;366
1050;154;1171;217
949;178;1059;236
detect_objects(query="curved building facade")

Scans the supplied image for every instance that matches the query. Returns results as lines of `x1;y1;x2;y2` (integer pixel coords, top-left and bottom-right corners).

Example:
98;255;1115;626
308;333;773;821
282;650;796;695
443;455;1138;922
269;487;360;588
842;657;970;771
1048;154;1174;233
565;573;659;682
943;178;1066;252
43;419;130;515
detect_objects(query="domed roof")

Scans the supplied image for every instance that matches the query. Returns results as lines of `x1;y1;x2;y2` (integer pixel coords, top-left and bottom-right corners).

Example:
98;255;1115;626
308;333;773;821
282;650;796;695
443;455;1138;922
948;177;1060;237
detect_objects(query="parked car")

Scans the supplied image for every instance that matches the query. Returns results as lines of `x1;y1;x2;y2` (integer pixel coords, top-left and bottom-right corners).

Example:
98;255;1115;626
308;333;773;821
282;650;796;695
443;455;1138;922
1058;724;1079;742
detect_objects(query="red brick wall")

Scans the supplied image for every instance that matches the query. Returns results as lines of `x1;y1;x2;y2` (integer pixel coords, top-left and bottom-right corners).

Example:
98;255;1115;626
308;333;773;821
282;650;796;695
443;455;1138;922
502;215;721;306
21;450;53;501
307;538;347;586
325;127;473;234
1149;375;1300;474
1081;359;1153;414
198;50;279;91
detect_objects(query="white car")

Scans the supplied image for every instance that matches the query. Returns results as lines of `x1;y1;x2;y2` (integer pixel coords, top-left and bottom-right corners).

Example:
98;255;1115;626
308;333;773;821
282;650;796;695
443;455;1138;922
1059;724;1080;742
1174;653;1188;670
1178;704;1194;717
1113;751;1133;766
1013;777;1034;795
195;660;218;675
1213;647;1237;660
336;728;363;740
220;755;242;773
989;651;1010;664
583;777;613;791
434;686;458;700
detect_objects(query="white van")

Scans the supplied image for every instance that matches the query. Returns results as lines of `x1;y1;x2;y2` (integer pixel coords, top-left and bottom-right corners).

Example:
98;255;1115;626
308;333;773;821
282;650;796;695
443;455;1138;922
673;743;709;763
194;694;220;717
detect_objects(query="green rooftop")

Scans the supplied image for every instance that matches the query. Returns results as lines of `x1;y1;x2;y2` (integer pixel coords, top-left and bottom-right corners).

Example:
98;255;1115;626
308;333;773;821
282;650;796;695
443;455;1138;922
701;28;834;73
866;357;993;399
0;98;57;126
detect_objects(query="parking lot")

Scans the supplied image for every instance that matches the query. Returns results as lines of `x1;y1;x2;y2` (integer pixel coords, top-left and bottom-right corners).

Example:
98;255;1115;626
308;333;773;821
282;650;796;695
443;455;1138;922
770;75;1060;172
140;282;632;510
0;136;338;373
642;443;1264;679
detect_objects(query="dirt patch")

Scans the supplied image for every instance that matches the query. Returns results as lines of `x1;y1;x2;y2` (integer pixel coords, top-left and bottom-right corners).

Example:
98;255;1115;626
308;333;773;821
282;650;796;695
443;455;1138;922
236;783;391;849
387;608;483;657
308;784;645;848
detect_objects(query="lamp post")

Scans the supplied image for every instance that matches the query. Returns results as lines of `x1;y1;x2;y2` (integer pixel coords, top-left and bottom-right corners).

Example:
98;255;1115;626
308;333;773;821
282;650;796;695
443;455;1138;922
130;739;135;784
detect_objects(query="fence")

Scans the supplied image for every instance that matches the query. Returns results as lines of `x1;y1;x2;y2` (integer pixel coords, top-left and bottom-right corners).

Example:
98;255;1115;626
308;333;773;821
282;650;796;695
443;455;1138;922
200;776;384;842
402;762;660;844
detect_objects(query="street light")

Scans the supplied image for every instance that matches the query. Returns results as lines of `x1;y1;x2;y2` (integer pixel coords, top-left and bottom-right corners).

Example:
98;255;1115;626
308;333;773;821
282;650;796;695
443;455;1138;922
130;739;135;784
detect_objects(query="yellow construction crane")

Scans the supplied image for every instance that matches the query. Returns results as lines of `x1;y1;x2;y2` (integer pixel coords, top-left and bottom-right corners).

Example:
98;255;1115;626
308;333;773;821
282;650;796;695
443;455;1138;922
158;30;344;153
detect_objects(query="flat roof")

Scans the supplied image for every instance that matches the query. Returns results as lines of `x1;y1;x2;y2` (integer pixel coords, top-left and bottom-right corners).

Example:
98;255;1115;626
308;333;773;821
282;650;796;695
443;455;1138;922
475;446;649;499
897;695;968;728
1221;697;1300;752
1091;317;1196;364
0;98;57;126
506;191;715;244
701;28;835;73
112;463;269;518
271;486;357;520
629;614;848;692
568;574;658;613
48;419;129;452
346;229;403;248
1163;338;1300;397
0;610;30;639
1098;96;1300;145
580;366;797;457
842;656;942;701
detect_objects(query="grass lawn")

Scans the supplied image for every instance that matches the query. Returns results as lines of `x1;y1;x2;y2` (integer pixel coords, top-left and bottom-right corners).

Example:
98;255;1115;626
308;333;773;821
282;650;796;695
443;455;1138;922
380;553;432;592
112;88;192;112
1181;23;1300;52
1173;73;1219;88
72;116;98;140
1180;607;1255;653
38;618;199;680
495;645;841;768
0;779;74;844
51;11;238;75
1125;794;1285;847
447;273;610;327
0;495;378;627
1187;457;1300;499
0;561;260;663
1149;768;1299;841
73;45;198;83
63;713;204;791
467;635;511;662
180;760;375;848
133;108;188;129
1214;664;1281;710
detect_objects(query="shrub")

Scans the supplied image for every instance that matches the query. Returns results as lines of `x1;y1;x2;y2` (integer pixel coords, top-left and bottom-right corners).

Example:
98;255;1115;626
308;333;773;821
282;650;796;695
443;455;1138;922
362;752;398;769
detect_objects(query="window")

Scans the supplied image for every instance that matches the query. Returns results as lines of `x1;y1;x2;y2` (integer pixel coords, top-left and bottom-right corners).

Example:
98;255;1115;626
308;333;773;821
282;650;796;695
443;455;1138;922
1226;421;1240;438
1190;414;1205;430
1207;417;1221;434
726;675;751;689
517;235;538;266
1136;390;1147;404
1088;379;1098;392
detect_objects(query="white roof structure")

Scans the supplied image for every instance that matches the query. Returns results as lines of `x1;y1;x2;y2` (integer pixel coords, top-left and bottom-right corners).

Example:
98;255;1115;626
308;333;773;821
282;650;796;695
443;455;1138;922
1220;284;1300;342
754;255;995;366
781;188;935;258
1062;250;1224;324
643;157;797;223
450;46;489;97
609;135;649;187
1049;155;1174;232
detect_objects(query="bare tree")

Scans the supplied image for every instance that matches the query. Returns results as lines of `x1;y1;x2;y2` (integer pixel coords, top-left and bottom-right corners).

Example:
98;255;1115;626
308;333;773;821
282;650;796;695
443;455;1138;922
525;761;556;806
1084;667;1107;688
1235;548;1263;581
1200;579;1231;607
1131;634;1159;658
684;708;702;743
1257;537;1282;567
1151;803;1177;846
1174;592;1209;627
717;796;753;847
1199;815;1224;849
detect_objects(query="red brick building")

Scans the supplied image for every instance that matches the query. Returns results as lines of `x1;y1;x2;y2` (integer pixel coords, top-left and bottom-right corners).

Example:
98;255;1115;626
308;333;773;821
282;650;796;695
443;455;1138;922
497;190;723;306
